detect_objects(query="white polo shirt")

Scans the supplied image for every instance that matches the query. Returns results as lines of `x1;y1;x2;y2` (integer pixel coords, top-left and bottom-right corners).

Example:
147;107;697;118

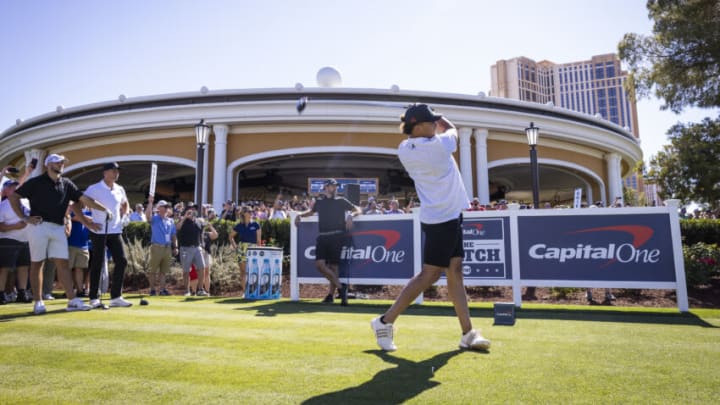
0;198;30;241
84;180;128;235
398;128;469;224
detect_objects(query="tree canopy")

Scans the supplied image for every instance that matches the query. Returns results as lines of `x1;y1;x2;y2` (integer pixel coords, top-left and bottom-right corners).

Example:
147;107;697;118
619;0;720;113
648;117;720;209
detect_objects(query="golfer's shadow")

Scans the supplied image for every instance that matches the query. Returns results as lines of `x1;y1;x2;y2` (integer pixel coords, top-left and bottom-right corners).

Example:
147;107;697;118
302;349;463;405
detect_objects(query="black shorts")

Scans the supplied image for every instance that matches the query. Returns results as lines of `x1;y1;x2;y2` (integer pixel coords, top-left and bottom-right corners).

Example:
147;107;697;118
315;233;346;265
422;215;463;267
0;238;31;268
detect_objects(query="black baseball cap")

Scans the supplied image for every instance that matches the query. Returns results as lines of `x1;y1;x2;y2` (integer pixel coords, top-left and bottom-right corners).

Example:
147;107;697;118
401;104;442;125
324;178;338;186
102;162;120;171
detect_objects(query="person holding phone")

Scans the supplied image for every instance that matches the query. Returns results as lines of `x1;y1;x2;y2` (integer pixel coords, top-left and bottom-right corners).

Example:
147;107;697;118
176;205;207;296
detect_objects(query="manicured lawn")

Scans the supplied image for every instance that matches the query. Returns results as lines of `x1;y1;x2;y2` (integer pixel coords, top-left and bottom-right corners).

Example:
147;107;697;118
1;296;718;404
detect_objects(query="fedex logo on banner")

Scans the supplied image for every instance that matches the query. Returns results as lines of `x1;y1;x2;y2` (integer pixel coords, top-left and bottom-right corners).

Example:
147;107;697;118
518;214;676;282
297;218;414;279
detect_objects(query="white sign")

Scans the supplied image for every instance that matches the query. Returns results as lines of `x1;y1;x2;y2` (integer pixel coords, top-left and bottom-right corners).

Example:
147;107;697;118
149;163;157;196
573;188;582;208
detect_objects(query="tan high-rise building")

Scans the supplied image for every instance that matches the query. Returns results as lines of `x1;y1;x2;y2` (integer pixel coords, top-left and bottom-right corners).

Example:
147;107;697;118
492;54;644;200
492;54;639;137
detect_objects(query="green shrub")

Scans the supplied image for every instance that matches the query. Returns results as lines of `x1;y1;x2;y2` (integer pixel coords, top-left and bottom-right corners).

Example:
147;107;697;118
549;287;581;299
680;219;720;245
682;242;720;288
123;221;151;245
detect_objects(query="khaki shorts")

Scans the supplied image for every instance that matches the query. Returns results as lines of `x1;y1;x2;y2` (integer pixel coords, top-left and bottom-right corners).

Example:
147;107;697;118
27;222;68;262
68;246;89;269
149;244;173;274
202;250;213;269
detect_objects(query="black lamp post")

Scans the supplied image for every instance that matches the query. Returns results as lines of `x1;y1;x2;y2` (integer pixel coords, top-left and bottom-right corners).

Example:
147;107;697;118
194;119;211;216
525;122;540;209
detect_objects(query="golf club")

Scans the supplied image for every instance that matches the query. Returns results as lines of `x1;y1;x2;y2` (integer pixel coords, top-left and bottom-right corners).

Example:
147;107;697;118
96;215;111;310
296;97;408;114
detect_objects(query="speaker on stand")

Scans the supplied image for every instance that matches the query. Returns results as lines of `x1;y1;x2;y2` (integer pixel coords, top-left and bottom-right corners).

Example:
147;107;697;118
345;183;360;206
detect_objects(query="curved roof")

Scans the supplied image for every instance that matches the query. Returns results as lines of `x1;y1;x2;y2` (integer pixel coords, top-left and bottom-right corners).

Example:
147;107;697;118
0;87;642;166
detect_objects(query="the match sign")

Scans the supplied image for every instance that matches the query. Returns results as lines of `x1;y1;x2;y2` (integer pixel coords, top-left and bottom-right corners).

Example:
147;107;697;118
460;217;512;279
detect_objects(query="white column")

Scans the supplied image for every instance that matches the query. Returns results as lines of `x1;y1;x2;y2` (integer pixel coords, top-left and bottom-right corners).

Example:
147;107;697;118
212;124;229;213
605;153;622;205
458;127;473;199
473;128;490;204
24;149;45;178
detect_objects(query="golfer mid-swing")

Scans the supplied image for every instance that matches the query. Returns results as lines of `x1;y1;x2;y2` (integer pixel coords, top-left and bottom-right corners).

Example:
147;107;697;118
371;104;491;351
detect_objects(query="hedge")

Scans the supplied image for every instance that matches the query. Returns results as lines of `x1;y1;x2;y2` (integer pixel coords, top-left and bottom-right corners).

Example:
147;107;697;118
124;218;720;252
123;218;291;256
680;219;720;245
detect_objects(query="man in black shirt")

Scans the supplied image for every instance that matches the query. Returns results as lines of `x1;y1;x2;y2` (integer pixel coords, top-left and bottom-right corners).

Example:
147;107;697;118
9;154;111;315
294;179;361;306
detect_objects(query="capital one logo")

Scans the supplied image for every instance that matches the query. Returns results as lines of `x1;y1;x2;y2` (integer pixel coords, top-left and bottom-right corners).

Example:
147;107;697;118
528;225;662;266
304;230;407;265
463;223;485;236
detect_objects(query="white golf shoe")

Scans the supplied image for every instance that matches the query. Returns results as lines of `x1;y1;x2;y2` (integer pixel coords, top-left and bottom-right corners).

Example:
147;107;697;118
459;329;491;351
371;316;397;352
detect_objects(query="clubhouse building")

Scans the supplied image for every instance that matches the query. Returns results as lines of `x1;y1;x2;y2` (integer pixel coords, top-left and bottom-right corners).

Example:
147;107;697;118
0;83;642;211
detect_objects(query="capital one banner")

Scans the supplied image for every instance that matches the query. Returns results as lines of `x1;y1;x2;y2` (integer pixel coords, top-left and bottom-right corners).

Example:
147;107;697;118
296;218;415;279
518;214;677;282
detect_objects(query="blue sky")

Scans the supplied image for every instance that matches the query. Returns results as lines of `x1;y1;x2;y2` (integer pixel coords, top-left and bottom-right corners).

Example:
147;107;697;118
1;0;717;163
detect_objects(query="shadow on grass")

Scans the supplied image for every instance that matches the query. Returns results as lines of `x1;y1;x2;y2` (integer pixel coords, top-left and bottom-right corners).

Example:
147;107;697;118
221;299;718;328
516;307;717;328
301;349;467;404
0;308;76;321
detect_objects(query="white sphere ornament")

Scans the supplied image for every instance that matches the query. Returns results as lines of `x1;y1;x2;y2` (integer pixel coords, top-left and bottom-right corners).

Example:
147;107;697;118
390;84;400;92
118;94;127;102
295;82;304;91
316;67;342;87
200;86;209;94
56;105;64;113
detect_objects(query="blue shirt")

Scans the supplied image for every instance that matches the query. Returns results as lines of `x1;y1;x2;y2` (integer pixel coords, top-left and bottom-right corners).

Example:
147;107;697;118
68;210;90;249
233;221;260;244
150;214;176;245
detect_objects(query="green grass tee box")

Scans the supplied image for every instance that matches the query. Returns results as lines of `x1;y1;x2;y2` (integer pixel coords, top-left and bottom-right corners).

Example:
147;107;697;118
1;297;718;404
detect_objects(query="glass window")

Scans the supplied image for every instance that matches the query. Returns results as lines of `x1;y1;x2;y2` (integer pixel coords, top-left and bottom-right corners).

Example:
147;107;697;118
595;64;604;79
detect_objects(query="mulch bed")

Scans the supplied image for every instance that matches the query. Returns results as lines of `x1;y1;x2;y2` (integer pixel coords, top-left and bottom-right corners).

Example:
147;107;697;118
128;277;720;309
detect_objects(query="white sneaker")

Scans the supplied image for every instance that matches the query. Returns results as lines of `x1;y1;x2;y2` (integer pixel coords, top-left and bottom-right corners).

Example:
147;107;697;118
66;297;91;312
43;294;55;301
196;289;208;297
371;316;397;352
459;329;491;351
89;299;105;309
109;297;133;307
33;301;47;315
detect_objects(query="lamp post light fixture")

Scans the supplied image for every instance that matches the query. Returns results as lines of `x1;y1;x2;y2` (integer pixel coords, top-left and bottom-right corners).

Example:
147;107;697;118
525;122;540;209
194;119;211;216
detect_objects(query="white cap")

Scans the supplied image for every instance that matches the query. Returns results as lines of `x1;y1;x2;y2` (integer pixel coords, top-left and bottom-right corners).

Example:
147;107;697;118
44;153;67;166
